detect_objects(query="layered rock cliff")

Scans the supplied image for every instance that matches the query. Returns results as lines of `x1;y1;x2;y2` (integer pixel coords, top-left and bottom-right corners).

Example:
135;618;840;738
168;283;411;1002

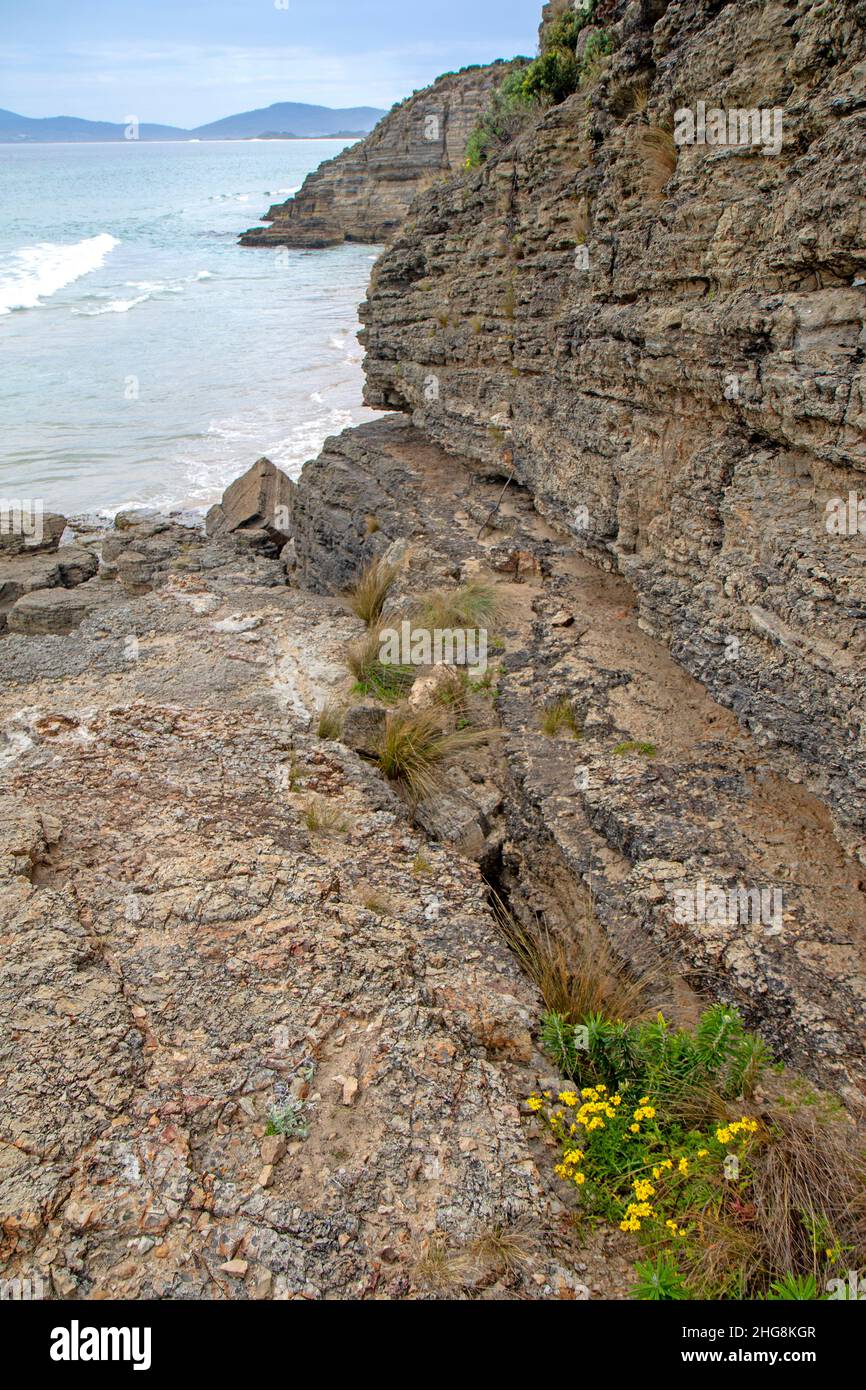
359;0;866;867
240;63;519;248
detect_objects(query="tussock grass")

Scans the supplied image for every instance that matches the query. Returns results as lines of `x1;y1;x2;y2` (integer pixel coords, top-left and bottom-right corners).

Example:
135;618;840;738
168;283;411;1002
303;797;348;837
414;1234;474;1292
413;580;502;633
471;1219;538;1279
376;708;494;802
631;80;650;116
541;697;582;738
316;700;344;741
347;556;399;627
489;889;650;1025
638;126;678;197
359;887;393;916
346;630;415;702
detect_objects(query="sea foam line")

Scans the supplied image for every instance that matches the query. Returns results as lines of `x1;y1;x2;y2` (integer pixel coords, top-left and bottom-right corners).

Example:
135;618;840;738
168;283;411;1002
0;233;120;316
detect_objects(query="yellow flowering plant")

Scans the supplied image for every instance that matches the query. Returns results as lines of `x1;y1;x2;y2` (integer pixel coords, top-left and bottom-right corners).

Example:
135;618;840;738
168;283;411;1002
527;1085;763;1245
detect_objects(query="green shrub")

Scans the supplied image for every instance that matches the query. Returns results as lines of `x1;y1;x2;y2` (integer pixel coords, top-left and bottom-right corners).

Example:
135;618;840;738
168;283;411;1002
463;9;613;170
529;1002;863;1299
542;1004;770;1101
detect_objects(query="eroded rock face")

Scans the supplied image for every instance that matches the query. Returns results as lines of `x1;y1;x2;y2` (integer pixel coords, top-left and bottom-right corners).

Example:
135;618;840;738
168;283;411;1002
290;418;866;1109
240;64;520;249
359;0;866;863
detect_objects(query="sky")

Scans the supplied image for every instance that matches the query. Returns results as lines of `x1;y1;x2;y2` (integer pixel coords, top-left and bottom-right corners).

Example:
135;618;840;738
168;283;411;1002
1;0;543;126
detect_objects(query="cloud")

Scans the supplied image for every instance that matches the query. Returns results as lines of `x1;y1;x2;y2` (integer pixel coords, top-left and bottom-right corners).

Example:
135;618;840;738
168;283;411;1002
0;38;479;122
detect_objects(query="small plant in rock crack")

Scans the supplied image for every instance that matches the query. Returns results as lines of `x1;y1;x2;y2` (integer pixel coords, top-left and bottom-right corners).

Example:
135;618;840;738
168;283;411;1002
266;1096;309;1139
613;740;657;757
541;698;582;738
316;700;344;741
303;797;349;836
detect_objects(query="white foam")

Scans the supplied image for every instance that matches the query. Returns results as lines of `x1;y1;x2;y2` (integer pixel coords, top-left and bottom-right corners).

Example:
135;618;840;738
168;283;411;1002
0;233;120;315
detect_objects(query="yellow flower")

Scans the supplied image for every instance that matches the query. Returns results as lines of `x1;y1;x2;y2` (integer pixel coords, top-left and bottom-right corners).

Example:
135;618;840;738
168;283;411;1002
574;1172;586;1185
678;1157;690;1176
558;1091;579;1107
629;1123;640;1134
697;1149;709;1159
612;1095;622;1107
639;1097;650;1106
526;1095;543;1112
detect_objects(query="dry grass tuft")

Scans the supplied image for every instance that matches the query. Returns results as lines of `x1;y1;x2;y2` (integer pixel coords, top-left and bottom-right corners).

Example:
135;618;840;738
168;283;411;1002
376;708;494;802
749;1096;866;1282
628;79;650;116
676;1087;866;1297
489;889;650;1025
471;1219;539;1280
638;125;678;197
302;797;349;837
413;1234;475;1292
316;700;344;741
413;579;502;633
358;886;393;917
347;556;399;627
573;198;591;245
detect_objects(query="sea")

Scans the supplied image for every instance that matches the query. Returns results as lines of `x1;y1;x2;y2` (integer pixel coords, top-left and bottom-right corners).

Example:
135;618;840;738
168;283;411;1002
0;139;381;519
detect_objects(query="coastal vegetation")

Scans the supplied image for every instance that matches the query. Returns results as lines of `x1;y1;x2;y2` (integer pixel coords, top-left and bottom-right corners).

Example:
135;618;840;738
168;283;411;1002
464;1;614;168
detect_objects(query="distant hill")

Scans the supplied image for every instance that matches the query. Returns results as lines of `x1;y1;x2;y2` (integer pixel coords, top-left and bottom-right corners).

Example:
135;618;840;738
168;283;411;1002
0;103;387;143
192;104;386;140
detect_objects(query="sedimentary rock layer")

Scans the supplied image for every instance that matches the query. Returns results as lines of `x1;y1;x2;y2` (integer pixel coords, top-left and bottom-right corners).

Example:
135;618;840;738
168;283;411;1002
359;0;866;863
240;63;518;248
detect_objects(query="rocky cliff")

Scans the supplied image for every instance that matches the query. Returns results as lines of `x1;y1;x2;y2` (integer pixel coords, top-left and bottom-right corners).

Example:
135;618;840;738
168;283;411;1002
240;63;519;248
359;0;866;868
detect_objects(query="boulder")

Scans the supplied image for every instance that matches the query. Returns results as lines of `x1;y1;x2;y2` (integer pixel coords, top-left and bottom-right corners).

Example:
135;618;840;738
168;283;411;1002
115;549;156;594
0;512;66;557
56;546;99;588
205;459;293;544
114;509;168;531
0;554;61;607
7;585;95;635
341;701;387;756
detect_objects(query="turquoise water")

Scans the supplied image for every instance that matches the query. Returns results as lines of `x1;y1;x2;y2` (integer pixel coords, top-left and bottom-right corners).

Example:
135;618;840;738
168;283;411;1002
0;141;381;517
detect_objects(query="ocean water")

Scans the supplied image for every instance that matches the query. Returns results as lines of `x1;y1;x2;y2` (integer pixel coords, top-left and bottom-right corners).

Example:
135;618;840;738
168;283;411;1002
0;141;381;518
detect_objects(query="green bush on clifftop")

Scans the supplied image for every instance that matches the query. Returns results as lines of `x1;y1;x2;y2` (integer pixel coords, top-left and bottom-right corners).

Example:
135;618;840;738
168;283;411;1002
465;3;612;169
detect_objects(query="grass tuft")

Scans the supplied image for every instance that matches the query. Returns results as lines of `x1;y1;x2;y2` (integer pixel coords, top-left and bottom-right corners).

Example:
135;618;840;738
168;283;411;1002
541;698;582;738
347;556;399;627
303;797;348;837
613;740;657;757
316;700;344;741
376;708;493;802
346;630;415;702
489;889;650;1025
638;126;678;197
